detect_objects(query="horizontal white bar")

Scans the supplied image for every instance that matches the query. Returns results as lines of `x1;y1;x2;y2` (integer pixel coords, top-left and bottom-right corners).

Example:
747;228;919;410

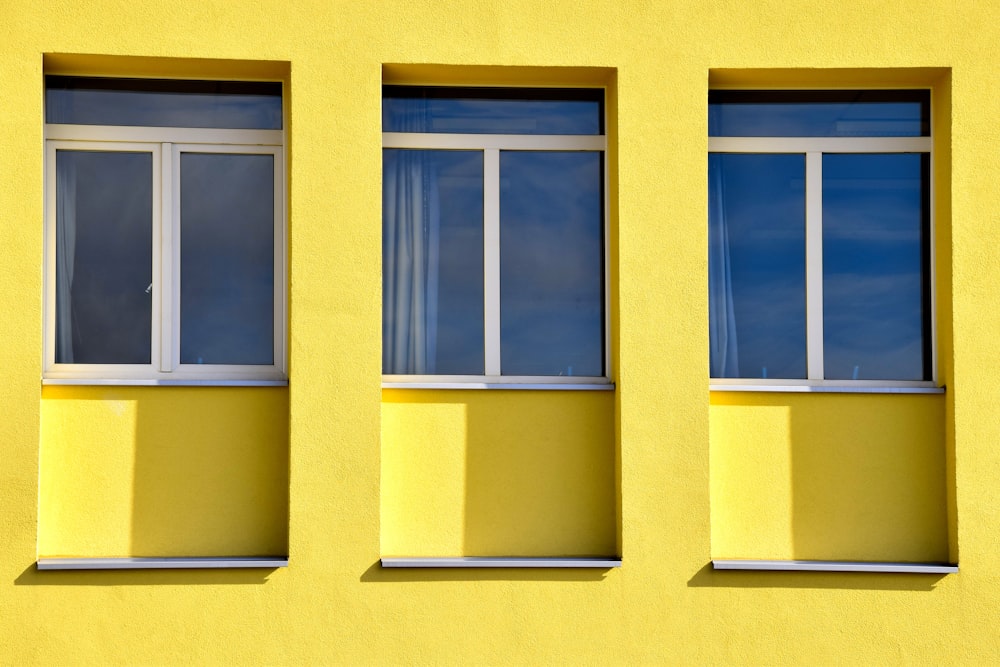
712;559;956;574
708;136;931;153
46;124;283;146
710;383;943;394
37;557;288;570
382;382;613;391
43;378;288;387
381;557;621;568
383;132;606;151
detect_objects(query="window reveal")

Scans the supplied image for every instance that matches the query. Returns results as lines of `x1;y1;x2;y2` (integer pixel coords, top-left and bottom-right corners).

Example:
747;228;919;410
381;86;608;383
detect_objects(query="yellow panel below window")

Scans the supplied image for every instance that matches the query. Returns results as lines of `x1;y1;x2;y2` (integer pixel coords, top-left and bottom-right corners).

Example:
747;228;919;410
38;386;289;558
381;389;616;557
710;392;948;562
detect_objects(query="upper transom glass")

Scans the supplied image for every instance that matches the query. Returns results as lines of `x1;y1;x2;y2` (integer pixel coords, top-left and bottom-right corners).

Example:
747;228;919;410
709;90;929;137
382;86;604;135
45;76;283;129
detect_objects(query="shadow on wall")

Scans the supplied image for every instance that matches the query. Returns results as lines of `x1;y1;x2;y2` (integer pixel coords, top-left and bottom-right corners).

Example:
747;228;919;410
14;563;278;586
38;386;289;560
685;562;947;591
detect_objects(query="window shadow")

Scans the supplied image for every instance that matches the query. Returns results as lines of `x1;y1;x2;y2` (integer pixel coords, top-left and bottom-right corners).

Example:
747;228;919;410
686;562;946;591
14;563;277;586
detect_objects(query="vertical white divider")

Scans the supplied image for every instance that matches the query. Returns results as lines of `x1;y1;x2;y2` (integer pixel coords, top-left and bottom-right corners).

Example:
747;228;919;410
43;144;57;371
158;143;175;372
805;151;824;380
483;149;501;376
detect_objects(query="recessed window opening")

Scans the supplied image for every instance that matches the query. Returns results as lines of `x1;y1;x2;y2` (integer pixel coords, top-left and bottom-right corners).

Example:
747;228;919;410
382;86;608;384
708;90;932;384
43;76;287;384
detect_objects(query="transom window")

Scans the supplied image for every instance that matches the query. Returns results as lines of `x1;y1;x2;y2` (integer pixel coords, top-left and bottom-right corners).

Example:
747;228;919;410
382;86;608;385
708;90;932;385
43;76;286;384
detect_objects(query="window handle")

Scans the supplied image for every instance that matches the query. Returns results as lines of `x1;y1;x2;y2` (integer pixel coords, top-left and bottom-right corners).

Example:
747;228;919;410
145;283;153;294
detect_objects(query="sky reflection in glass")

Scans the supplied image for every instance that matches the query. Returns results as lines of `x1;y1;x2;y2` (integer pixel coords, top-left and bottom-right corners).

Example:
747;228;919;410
46;77;282;129
823;153;929;380
709;91;929;137
56;150;153;364
383;87;602;135
709;153;807;379
500;152;603;377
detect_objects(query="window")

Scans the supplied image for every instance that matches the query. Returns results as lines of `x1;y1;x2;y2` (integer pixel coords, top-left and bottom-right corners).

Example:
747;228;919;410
708;90;932;385
382;86;608;385
43;76;286;384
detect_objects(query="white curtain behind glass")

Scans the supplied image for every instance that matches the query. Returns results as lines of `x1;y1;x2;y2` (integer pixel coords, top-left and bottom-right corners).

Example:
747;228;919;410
708;153;739;377
382;99;441;373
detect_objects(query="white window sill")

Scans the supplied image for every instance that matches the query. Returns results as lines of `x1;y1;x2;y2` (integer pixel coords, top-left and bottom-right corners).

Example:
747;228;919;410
36;557;288;570
380;557;621;568
710;383;944;394
712;559;956;574
43;378;288;387
382;382;614;391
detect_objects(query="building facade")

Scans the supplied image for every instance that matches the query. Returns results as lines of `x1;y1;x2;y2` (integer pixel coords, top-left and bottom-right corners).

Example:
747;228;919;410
2;0;998;663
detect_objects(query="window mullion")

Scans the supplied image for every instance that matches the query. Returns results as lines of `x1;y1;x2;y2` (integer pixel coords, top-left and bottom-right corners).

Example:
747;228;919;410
483;148;501;376
805;151;824;380
158;143;176;373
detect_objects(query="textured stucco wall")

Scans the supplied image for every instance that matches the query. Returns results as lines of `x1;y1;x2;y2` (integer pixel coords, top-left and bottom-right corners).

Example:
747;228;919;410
2;0;999;663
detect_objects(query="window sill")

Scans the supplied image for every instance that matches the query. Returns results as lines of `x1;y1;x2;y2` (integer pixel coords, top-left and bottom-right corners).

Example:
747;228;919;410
710;383;943;394
36;557;288;570
43;378;288;387
382;382;614;391
712;559;956;574
380;557;621;568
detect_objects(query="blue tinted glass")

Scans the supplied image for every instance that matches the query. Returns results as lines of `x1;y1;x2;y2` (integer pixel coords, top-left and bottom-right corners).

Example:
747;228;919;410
709;153;806;379
709;91;929;137
46;77;282;129
55;150;153;364
383;149;485;375
500;152;603;377
180;153;275;365
383;87;602;135
823;153;929;380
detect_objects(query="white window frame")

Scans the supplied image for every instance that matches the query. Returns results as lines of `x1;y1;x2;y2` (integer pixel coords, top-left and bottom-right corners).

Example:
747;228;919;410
43;111;287;386
381;97;611;389
708;100;936;392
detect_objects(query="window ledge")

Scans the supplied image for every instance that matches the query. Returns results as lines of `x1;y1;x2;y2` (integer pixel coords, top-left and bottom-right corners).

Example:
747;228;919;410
381;557;621;568
382;382;614;391
712;559;957;574
37;557;288;570
710;384;943;394
43;378;288;387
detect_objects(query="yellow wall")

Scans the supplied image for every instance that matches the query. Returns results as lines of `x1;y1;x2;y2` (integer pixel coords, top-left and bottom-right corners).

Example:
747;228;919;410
3;0;1000;664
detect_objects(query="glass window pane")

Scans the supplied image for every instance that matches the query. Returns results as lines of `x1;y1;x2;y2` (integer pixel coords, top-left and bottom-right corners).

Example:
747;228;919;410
709;153;807;379
823;153;930;381
500;152;603;377
383;149;485;375
55;150;153;364
709;90;929;137
180;153;275;365
46;77;282;129
383;87;602;135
